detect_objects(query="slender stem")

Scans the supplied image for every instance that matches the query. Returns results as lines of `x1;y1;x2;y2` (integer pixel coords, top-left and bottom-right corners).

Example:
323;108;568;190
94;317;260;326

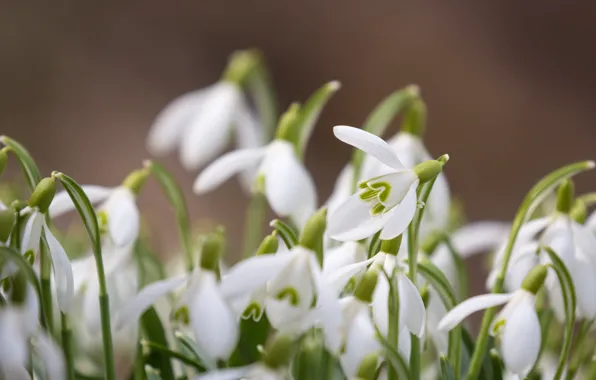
565;320;594;379
142;340;205;371
98;294;115;380
39;242;54;332
243;193;266;258
61;313;75;380
387;271;400;380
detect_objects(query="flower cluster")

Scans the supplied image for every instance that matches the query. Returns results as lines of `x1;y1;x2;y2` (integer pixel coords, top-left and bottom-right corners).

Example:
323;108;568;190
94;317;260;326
0;50;594;380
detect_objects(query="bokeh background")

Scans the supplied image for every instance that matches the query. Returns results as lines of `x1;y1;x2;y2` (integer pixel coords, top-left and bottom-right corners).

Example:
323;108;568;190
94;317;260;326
2;2;596;275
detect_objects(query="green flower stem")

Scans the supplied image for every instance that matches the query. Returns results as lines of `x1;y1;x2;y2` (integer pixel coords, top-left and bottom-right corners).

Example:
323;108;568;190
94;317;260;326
243;192;266;258
467;161;594;380
39;241;53;332
385;269;400;380
566;320;595;379
61;313;75;380
141;340;205;371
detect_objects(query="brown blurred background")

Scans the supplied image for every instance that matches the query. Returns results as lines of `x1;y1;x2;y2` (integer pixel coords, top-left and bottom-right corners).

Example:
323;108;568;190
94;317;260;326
2;2;596;267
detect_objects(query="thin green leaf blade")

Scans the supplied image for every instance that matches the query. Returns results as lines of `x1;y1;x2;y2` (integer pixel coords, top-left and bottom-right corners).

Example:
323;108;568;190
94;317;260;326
140;307;175;380
297;81;341;155
1;136;42;189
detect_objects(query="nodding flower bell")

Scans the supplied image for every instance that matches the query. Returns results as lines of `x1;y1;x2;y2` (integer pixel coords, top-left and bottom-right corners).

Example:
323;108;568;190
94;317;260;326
147;49;264;171
20;177;74;313
49;169;148;248
328;126;446;241
439;265;548;378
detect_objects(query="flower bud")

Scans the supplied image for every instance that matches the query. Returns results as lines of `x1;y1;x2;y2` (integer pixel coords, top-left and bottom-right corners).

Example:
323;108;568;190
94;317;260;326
556;180;574;214
0;208;15;242
521;265;548;295
222;49;261;85
0;148;8;178
262;333;294;369
29;177;56;213
401;96;426;138
570;200;587;224
420;285;431;308
299;207;327;265
122;168;150;195
356;353;379;380
380;235;402;256
199;228;225;272
413;160;443;184
256;233;279;256
354;268;379;304
275;103;302;145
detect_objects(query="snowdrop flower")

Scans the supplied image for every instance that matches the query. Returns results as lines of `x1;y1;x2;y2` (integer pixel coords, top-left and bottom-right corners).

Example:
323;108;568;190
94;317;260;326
328;126;446;241
20;177;74;313
0;278;65;380
115;231;239;362
50;169;147;248
147;50;263;171
70;242;139;372
439;265;548;378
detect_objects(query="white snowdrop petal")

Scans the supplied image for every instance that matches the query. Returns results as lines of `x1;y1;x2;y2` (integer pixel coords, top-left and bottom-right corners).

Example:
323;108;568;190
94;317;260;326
190;272;239;361
325;256;376;295
445;221;511;259
49;185;112;218
398;274;426;337
33;331;66;380
572;257;596;319
263;141;317;222
114;275;187;329
501;296;541;378
438;293;514;332
398;326;412;363
326;164;355;217
423;172;451;230
571;221;596;269
333;126;404;170
340;312;380;378
194;148;266;194
0;310;29;369
328;193;392;241
43;227;74;313
219;253;293;300
234;102;263;150
0;364;30;380
147;90;206;155
310;256;342;354
104;188;139;247
180;83;241;170
371;273;390;336
323;242;367;276
379;186;418;240
196;366;252;380
21;210;44;253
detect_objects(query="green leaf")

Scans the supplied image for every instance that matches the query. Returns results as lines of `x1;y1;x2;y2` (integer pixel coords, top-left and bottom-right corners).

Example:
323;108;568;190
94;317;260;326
375;329;411;380
228;314;271;366
543;246;577;380
440;356;456;380
297;81;341;156
0;136;42;190
141;340;205;372
140;307;176;380
269;219;298;248
247;60;278;139
367;231;382;259
0;246;48;328
145;161;193;272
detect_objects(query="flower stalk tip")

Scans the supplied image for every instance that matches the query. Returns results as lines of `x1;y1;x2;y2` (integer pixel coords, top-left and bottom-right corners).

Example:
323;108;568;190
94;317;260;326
356;354;379;380
122;168;150;195
556;179;575;214
29;176;56;213
222;49;261;85
354;268;378;303
298;207;327;261
262;334;295;369
570;200;587;223
380;235;402;256
275;102;302;144
199;228;225;272
413;160;443;184
256;233;279;256
0;208;15;242
521;265;548;295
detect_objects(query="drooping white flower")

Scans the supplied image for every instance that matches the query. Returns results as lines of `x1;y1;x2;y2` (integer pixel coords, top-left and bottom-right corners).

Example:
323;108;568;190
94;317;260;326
439;288;542;378
194;139;316;227
147;81;263;171
50;184;140;248
328;126;444;241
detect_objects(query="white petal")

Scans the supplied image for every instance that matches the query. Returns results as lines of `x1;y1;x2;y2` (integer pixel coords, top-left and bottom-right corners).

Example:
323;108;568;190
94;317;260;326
196;366;252;380
571;221;596;269
379;186;417;240
0;365;29;380
398;326;412;363
328;193;392;241
189;271;239;361
333;126;404;170
103;188;139;247
340;312;380;378
501;296;541;378
323;241;367;275
49;185;112;218
219;253;293;300
438;293;514;332
325;257;376;295
311;257;342;354
33;331;66;380
114;275;187;329
263;141;317;223
518;216;550;242
43;227;74;313
326;164;355;217
440;222;511;259
572;256;596;319
180;83;241;170
234;102;263;150
147;90;206;155
371;272;390;336
0;309;29;369
423;173;451;231
193;148;265;194
398;274;426;337
21;210;44;253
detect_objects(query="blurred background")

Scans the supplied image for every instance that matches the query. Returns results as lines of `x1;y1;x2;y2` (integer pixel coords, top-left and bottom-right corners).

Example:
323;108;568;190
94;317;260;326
2;2;596;276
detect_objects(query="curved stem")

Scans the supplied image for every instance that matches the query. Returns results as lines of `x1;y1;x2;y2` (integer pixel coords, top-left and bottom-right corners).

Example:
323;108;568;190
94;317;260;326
243;193;266;258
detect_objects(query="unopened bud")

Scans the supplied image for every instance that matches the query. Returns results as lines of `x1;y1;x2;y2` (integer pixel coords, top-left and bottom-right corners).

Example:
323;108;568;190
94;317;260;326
413;160;442;184
380;235;402;256
199;228;225;272
256;233;279;256
354;268;379;304
0;208;15;242
262;334;294;369
29;177;56;213
401;97;426;137
356;354;379;380
275;103;302;144
222;49;261;85
556;180;574;214
299;207;327;265
122;168;149;195
521;265;548;295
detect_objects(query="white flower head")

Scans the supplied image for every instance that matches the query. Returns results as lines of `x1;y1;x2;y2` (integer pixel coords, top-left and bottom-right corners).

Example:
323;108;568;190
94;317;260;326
328;126;444;241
